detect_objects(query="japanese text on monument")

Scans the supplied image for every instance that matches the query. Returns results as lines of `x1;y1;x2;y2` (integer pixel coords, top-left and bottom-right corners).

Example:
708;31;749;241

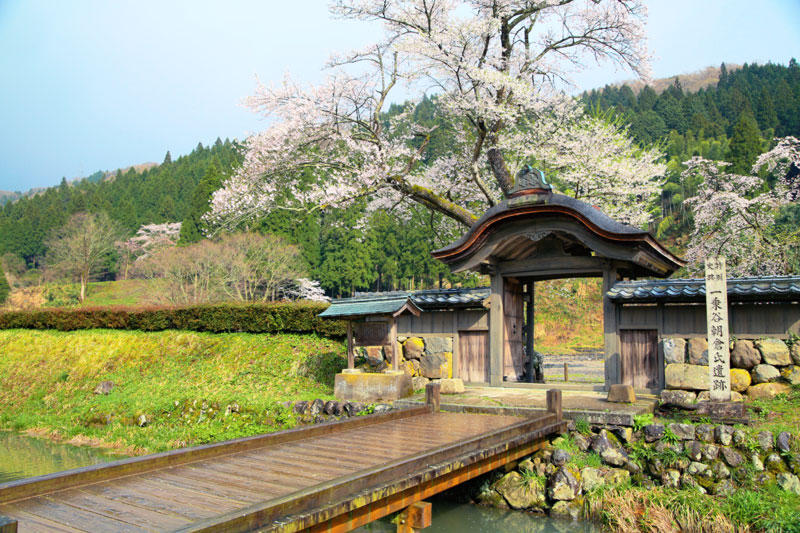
705;257;731;401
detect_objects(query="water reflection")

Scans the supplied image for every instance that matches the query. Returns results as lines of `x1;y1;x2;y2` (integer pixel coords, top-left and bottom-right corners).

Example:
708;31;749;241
356;500;599;533
0;431;124;483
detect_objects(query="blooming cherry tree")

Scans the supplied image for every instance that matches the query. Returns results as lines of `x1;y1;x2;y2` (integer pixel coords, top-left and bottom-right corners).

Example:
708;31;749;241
208;0;664;230
684;137;800;276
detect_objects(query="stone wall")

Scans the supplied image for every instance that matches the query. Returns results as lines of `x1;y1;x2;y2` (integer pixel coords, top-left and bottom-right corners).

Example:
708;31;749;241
354;335;457;391
477;423;800;520
661;336;800;406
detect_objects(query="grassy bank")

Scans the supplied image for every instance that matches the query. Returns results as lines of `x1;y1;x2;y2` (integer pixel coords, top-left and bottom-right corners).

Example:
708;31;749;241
0;329;345;454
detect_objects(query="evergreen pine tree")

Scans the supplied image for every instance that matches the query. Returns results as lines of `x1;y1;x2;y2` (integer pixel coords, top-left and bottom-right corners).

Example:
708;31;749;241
163;151;172;165
726;110;763;174
0;266;10;305
755;88;779;133
179;158;223;244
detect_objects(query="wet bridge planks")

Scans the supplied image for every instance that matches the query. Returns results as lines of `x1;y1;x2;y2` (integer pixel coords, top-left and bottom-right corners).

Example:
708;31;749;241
0;391;564;533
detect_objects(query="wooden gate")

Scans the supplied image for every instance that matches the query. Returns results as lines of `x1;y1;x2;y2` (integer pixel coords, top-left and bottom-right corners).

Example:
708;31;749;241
503;277;525;380
459;331;489;383
620;329;659;389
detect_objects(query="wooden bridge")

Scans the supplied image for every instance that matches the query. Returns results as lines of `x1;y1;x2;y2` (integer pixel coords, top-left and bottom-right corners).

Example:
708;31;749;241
0;385;564;533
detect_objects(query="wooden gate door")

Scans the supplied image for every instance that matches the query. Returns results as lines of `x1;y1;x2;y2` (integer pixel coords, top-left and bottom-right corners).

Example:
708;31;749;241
620;329;659;389
503;277;525;380
458;331;489;383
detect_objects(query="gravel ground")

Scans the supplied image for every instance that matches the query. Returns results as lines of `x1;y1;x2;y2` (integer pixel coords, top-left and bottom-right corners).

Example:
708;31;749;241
541;351;604;383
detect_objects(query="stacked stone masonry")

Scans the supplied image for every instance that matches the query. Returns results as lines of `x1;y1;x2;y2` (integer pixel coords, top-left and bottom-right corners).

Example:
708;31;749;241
479;423;800;520
662;337;799;404
354;335;457;391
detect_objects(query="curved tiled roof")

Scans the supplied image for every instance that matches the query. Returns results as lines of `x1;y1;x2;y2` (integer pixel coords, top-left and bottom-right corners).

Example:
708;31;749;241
319;287;490;318
607;276;800;303
432;192;684;275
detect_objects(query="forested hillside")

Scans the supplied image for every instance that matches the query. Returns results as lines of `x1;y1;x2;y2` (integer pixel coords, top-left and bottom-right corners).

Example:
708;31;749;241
0;139;241;268
584;61;800;245
2;61;799;297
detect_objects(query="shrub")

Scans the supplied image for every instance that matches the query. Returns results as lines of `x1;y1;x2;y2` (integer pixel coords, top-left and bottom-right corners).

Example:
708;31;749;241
0;301;347;337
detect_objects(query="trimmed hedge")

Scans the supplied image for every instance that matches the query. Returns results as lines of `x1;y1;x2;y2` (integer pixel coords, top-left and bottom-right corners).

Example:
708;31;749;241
0;302;347;337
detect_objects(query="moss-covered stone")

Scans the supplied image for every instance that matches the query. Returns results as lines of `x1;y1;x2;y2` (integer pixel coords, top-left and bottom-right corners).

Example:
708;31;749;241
402;337;425;360
755;338;791;366
730;368;752;392
493;471;546;510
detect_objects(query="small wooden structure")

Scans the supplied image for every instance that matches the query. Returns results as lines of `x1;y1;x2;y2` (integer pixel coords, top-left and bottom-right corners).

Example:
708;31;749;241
608;275;800;390
0;386;565;532
322;184;685;392
320;288;490;379
431;187;684;389
319;292;424;370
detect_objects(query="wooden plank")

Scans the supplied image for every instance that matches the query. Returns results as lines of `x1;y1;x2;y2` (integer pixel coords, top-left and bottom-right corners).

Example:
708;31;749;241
147;471;267;503
228;454;355;480
178;463;306;493
279;441;396;462
241;444;373;469
15;497;148;533
48;490;191;530
0;507;81;533
0;406;429;504
175;413;559;532
81;480;237;520
193;460;316;491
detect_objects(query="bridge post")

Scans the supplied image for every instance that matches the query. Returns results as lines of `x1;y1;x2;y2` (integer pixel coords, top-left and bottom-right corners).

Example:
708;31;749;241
546;389;562;420
0;515;17;533
397;501;432;532
425;382;440;412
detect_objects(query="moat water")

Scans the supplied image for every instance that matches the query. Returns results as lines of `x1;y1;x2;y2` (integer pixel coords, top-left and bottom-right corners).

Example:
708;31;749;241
355;499;600;533
0;431;125;483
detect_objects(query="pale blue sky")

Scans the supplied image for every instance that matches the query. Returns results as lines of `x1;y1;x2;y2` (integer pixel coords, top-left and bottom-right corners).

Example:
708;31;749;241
0;0;798;191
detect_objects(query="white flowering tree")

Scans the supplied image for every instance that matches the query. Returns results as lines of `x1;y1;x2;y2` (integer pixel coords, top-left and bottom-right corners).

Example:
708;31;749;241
684;137;800;275
208;0;665;231
286;278;330;302
116;222;182;279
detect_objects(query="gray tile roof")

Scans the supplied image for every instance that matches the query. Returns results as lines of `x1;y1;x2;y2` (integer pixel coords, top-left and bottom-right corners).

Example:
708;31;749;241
320;287;490;319
608;276;800;303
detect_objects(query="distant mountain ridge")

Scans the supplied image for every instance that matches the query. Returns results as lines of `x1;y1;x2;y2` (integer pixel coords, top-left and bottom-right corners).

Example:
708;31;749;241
610;64;742;94
1;163;159;207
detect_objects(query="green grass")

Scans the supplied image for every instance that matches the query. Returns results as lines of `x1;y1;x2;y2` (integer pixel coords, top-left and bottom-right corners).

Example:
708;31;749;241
534;278;603;353
0;329;346;453
747;385;800;438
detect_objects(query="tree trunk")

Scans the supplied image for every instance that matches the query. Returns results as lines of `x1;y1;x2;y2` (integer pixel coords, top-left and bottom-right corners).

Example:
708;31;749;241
80;273;86;303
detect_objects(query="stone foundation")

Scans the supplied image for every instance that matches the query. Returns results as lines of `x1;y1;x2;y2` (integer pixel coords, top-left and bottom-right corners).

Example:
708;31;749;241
333;370;412;402
354;335;454;390
661;336;799;405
